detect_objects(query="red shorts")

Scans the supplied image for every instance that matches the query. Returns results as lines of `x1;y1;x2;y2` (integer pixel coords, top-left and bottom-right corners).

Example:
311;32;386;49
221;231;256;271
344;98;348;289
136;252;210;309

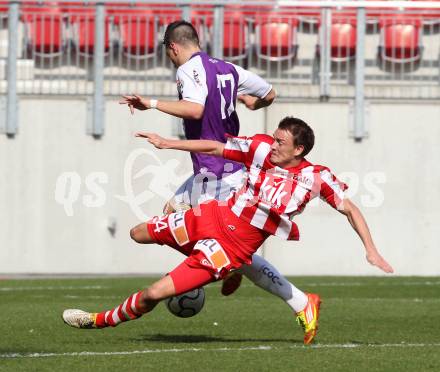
146;200;268;295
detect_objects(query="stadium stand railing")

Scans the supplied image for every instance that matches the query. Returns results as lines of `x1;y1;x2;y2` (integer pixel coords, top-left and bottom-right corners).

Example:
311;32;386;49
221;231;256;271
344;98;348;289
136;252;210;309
1;1;440;138
1;1;440;98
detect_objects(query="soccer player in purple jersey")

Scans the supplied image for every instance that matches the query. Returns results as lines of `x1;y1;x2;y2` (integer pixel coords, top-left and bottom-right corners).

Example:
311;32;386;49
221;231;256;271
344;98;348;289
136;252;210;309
120;20;320;341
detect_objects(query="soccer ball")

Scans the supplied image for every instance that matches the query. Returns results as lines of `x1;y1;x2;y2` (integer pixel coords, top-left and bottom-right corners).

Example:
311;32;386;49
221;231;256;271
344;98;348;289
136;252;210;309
166;287;205;318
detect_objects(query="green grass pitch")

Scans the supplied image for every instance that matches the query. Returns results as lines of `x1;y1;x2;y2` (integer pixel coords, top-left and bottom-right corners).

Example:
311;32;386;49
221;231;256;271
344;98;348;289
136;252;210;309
1;276;439;371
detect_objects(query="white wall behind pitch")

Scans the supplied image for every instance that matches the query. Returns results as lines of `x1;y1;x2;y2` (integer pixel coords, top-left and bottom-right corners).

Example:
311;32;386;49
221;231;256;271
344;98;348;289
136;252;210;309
0;98;438;276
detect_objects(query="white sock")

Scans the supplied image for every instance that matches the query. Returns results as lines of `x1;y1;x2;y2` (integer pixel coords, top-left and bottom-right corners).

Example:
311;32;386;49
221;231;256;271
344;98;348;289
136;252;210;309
238;255;308;313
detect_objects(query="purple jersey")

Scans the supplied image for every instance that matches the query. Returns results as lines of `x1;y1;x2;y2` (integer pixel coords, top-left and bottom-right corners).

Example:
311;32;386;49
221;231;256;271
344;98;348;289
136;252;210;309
176;51;272;178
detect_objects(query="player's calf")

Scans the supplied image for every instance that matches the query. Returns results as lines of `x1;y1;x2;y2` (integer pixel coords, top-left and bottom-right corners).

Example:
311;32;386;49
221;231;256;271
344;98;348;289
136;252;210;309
221;272;243;296
63;290;145;329
62;276;176;329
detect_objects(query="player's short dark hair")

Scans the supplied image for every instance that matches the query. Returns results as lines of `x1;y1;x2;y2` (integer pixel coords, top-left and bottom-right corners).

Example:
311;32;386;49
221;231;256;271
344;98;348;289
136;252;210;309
278;117;315;157
163;20;200;48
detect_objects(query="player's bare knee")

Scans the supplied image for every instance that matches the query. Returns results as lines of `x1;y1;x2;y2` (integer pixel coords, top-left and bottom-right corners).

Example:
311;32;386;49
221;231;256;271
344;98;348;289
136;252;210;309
129;226;140;242
162;201;175;215
130;223;150;244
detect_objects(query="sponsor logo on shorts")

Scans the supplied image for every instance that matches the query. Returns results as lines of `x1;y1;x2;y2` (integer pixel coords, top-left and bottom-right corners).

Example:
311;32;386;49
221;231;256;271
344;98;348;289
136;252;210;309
201;258;211;267
195;239;231;276
259;265;282;286
168;211;189;246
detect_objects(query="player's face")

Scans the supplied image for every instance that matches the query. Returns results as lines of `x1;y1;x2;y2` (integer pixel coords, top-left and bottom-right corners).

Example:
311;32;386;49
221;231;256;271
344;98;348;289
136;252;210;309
270;129;304;166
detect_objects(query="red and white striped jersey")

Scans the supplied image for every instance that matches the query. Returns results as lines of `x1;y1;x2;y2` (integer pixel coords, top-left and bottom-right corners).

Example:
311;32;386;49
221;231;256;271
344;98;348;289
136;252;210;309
222;134;348;240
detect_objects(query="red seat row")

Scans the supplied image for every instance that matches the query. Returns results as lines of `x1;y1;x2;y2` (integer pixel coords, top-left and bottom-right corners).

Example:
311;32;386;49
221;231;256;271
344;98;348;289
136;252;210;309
3;2;428;63
224;10;423;63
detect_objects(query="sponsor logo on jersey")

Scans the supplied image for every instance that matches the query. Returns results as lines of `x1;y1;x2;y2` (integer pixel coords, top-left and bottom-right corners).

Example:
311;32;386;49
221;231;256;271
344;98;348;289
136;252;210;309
293;174;313;188
209;58;218;64
176;79;184;95
193;69;202;86
230;137;249;146
259;177;288;208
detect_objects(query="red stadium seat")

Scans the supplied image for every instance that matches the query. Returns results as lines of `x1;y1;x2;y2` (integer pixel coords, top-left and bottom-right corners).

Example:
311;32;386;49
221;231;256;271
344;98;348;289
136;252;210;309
330;22;357;61
255;12;299;61
73;16;111;55
62;2;111;56
21;2;65;56
119;17;156;57
205;7;248;61
112;7;157;58
223;18;248;60
379;18;422;63
315;10;357;62
0;4;8;13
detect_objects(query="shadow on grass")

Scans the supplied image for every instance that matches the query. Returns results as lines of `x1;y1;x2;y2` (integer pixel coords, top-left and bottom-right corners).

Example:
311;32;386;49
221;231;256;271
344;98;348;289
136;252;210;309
133;333;303;344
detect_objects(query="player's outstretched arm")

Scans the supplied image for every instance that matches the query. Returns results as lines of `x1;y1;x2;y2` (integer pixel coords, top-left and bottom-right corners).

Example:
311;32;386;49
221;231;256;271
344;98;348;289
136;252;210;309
238;88;276;111
120;94;204;120
135;132;225;156
338;198;394;274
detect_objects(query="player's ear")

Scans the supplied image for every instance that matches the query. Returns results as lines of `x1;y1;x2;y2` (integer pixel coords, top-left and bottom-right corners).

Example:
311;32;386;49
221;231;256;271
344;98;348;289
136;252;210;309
294;145;304;157
170;42;179;56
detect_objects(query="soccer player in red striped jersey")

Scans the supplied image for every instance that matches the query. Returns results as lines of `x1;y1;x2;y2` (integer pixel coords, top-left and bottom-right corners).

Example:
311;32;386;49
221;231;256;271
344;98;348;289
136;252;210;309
120;20;323;338
63;117;393;344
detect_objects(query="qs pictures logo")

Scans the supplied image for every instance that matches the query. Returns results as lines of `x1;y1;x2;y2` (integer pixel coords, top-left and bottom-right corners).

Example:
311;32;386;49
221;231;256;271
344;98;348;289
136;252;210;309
54;148;191;220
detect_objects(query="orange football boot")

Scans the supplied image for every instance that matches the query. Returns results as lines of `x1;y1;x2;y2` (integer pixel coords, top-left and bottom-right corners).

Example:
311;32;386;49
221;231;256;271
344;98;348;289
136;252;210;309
296;293;322;345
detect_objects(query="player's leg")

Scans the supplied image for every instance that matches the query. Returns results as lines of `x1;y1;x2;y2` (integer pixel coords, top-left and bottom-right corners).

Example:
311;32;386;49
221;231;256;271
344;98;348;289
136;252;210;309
93;274;176;328
62;261;215;329
63;207;217;330
163;174;194;214
213;170;323;343
225;255;321;344
62;274;175;329
231;255;308;312
63;218;172;329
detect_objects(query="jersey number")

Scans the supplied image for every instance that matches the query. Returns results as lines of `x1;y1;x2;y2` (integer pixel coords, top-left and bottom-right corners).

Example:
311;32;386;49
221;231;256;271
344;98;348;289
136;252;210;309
217;74;235;120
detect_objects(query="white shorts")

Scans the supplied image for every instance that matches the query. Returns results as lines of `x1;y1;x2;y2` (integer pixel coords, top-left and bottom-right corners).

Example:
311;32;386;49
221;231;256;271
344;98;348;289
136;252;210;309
171;169;246;209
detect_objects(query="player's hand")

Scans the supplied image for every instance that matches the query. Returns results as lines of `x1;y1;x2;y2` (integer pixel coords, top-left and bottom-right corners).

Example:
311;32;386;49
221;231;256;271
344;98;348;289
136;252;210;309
135;132;170;149
366;251;394;273
119;94;150;114
237;95;259;110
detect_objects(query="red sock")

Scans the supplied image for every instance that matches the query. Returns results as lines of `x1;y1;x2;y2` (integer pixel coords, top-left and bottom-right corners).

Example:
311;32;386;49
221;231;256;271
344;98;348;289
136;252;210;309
95;291;144;328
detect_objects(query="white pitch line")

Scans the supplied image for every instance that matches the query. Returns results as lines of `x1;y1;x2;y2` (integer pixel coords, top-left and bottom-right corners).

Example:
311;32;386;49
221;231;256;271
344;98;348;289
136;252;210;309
2;343;440;359
0;286;104;292
1;281;439;292
209;281;440;288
